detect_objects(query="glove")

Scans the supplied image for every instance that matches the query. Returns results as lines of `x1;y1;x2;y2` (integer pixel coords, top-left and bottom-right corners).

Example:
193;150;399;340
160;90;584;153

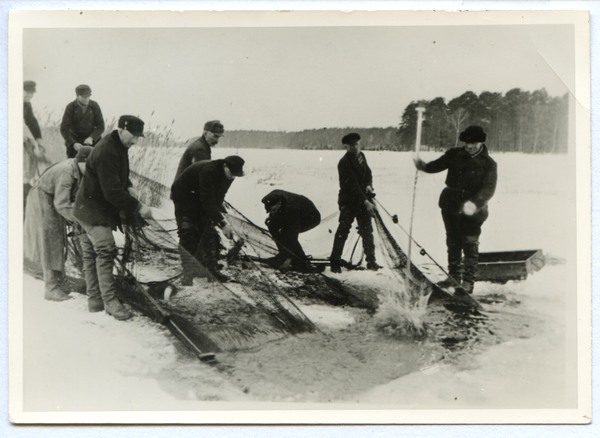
221;223;234;240
364;200;377;218
413;157;427;171
462;201;477;216
138;204;154;220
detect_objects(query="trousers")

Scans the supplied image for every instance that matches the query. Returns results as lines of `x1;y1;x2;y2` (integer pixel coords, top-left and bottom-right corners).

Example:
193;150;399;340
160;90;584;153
78;222;119;302
330;203;376;264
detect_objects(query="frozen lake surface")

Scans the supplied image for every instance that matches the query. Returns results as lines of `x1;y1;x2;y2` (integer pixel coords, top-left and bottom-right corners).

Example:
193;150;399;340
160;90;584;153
21;147;578;410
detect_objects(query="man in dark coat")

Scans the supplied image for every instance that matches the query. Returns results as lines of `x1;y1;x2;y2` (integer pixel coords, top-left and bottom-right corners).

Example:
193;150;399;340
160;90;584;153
414;125;498;294
329;133;380;273
60;84;105;158
261;190;321;272
74;115;153;320
23;80;47;214
172;120;225;183
171;155;244;284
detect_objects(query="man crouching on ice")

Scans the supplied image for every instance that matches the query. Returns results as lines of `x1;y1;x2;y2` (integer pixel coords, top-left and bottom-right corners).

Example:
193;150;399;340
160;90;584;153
262;189;321;273
413;125;497;294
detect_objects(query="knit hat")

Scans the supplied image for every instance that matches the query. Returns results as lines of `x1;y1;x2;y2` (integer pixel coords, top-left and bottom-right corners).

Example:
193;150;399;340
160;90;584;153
76;146;94;163
24;81;36;92
224;155;245;177
75;84;92;96
118;115;145;137
459;126;486;143
342;133;361;145
204;120;225;135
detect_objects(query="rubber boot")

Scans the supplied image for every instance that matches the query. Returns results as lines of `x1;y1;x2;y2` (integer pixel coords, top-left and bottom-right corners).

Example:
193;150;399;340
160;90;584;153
461;235;480;294
105;298;133;321
88;297;105;313
43;269;72;302
438;235;462;288
329;233;348;274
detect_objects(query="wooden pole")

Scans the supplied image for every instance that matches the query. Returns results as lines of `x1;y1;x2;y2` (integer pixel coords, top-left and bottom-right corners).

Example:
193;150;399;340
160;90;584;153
405;107;426;294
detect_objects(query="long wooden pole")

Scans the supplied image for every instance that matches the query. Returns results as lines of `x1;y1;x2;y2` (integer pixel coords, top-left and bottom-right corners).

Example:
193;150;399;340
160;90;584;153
405;107;426;294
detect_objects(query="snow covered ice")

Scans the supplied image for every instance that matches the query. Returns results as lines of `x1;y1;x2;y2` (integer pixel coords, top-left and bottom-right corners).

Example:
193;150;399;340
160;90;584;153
21;148;577;409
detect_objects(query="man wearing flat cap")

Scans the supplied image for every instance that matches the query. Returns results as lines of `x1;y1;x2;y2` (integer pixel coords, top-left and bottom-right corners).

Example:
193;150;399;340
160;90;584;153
414;125;497;294
60;84;105;158
23;80;48;214
172;120;225;183
329;133;381;273
74;115;154;320
171;155;244;284
261;190;321;272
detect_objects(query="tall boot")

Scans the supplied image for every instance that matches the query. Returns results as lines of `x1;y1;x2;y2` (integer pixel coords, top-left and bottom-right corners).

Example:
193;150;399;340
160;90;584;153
461;235;480;294
437;236;462;288
329;233;347;273
43;269;71;302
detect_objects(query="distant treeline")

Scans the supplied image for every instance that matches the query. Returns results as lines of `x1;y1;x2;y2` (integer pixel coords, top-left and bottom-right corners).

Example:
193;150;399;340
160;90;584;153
218;128;398;151
398;88;569;153
186;88;569;154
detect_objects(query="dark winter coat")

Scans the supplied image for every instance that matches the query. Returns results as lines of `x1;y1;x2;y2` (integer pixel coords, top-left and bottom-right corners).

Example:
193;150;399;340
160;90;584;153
261;190;321;234
24;101;42;139
422;144;497;223
171;159;233;225
74;130;139;228
60;99;105;147
173;135;212;183
337;151;373;207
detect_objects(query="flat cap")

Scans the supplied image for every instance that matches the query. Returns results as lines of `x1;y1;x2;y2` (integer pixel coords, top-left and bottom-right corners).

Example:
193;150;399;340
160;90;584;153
118;115;145;137
204;120;225;135
75;84;92;96
342;133;361;145
24;81;37;92
75;146;94;163
224;155;245;177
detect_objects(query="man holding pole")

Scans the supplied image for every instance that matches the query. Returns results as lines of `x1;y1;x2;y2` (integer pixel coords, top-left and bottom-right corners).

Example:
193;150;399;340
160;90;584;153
413;125;497;294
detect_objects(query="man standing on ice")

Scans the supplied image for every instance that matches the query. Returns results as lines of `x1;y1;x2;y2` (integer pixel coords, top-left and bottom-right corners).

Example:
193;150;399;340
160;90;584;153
414;125;497;294
172;120;225;183
74;115;154;320
60;84;105;158
329;133;381;273
23;80;48;215
171;155;245;284
261;189;321;272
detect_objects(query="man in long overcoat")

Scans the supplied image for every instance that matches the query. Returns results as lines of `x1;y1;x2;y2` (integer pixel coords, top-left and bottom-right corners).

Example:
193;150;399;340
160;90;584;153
24;147;93;301
329;133;381;273
171;156;244;284
172;120;225;183
261;189;321;271
60;84;105;158
414;125;498;294
74;115;153;319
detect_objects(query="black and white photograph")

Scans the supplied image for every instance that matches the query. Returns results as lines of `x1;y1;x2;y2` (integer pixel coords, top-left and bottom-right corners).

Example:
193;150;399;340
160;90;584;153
7;9;591;425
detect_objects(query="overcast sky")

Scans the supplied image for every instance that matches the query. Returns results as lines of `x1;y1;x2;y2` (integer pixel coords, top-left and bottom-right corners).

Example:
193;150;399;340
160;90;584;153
23;24;574;140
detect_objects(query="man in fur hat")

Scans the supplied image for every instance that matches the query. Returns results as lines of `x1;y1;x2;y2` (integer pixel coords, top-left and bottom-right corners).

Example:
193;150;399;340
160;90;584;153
414;125;498;294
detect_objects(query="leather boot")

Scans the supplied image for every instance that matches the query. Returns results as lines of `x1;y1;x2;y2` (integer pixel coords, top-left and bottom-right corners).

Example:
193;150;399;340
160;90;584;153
366;261;382;271
88;297;105;312
462;235;480;288
105;298;133;321
43;269;72;302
